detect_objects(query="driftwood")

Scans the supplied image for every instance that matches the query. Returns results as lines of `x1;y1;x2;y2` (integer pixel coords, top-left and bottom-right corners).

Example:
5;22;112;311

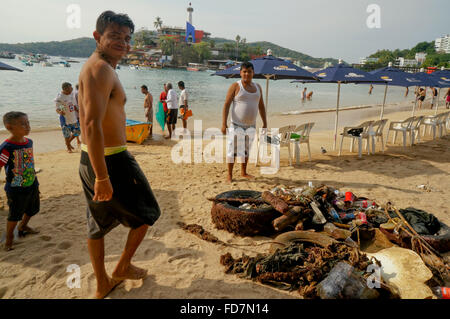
262;191;290;215
272;207;306;232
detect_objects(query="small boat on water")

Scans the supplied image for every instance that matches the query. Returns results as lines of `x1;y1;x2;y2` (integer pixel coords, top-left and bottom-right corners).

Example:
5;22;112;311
41;61;53;67
21;60;33;66
187;63;207;72
0;52;15;59
126;119;151;144
58;61;71;67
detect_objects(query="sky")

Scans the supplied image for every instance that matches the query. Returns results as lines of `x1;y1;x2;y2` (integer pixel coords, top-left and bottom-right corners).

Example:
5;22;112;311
1;0;448;63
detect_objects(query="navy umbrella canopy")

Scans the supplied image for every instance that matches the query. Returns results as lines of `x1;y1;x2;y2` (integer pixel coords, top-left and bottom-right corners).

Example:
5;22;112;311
0;61;23;72
293;61;386;149
213;51;317;111
369;66;427;119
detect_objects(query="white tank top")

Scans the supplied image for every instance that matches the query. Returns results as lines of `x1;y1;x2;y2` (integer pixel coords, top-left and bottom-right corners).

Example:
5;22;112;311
231;80;261;127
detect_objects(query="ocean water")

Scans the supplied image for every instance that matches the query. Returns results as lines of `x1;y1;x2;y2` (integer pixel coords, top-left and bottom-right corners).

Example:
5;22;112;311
0;57;410;130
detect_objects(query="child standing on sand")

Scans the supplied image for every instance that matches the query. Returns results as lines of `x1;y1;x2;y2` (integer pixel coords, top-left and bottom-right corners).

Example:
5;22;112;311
55;82;81;153
0;112;40;251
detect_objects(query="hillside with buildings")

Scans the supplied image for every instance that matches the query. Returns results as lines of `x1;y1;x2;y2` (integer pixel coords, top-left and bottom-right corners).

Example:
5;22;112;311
358;35;450;70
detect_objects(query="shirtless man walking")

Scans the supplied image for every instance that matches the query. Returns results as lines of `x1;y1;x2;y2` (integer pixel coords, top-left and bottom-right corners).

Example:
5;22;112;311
221;61;267;183
77;11;161;299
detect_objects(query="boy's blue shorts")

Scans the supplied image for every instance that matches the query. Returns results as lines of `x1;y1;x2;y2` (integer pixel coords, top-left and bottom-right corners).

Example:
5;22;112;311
62;123;81;139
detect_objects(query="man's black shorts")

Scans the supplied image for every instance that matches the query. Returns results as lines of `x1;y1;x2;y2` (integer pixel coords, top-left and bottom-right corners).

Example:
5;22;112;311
79;150;161;239
6;186;40;222
167;109;178;125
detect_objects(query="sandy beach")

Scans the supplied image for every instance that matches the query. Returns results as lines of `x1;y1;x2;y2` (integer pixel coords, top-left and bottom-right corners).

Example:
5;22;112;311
0;100;449;299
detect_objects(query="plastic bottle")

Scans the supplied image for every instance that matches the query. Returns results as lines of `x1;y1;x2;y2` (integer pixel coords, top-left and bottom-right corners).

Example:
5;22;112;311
432;287;450;299
329;208;341;222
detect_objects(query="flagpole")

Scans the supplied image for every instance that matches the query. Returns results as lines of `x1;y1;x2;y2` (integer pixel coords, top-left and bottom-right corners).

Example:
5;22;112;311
333;81;341;151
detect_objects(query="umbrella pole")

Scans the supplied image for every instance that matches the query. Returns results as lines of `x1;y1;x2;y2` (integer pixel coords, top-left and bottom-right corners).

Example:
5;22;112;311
412;96;418;117
380;84;388;120
265;76;270;113
333;82;341;151
435;88;440;116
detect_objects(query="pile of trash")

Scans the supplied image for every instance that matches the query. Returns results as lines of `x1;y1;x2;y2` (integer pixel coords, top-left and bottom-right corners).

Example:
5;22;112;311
205;184;450;299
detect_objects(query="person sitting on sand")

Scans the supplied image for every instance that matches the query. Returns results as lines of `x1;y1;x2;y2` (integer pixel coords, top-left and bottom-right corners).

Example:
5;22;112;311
0;112;40;251
55;82;81;153
307;91;314;100
77;11;161;299
141;85;153;136
221;61;267;183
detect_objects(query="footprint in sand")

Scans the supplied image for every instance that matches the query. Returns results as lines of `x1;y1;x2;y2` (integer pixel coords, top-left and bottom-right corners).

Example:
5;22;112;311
0;287;7;298
57;241;72;250
40;235;52;242
23;256;42;267
50;254;66;264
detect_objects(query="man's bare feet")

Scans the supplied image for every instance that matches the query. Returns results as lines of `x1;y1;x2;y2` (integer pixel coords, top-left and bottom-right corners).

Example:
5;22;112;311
95;276;123;299
3;243;13;252
241;174;255;179
111;264;148;281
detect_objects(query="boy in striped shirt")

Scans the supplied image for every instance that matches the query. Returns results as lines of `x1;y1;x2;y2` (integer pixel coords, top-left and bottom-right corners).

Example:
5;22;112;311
0;112;40;251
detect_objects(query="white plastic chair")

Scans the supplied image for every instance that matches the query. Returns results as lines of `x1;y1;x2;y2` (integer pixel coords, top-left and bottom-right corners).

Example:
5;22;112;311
290;122;315;162
256;125;296;166
386;117;415;148
437;111;450;136
339;121;374;158
410;116;424;145
422;113;444;139
369;119;388;153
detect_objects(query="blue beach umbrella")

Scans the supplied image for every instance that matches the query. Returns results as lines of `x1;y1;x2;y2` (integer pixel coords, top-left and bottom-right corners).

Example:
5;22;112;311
0;61;23;72
213;50;317;112
415;70;450;115
369;65;425;119
293;61;386;150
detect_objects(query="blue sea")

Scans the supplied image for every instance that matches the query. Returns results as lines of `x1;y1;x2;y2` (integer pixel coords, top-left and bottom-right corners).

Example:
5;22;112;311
0;57;410;130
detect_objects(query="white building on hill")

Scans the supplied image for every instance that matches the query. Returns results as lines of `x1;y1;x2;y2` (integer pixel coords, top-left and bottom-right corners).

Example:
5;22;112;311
435;35;450;53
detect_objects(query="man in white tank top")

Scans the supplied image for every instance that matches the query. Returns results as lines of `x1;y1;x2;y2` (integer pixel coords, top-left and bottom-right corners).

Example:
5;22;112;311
221;62;268;183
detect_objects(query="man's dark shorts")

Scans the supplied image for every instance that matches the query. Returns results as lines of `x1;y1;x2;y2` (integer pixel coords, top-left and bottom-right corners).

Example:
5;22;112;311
79;150;161;240
7;186;40;222
167;109;178;125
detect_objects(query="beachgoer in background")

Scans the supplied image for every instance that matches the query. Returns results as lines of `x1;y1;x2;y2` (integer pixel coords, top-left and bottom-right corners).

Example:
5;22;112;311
368;84;373;95
301;87;307;101
307;91;314;100
417;87;426;110
445;88;450;109
430;87;438;110
165;82;178;139
221;61;267;183
0;112;40;251
178;81;189;130
77;10;161;299
55;82;81;153
141;85;153;136
405;87;409;97
160;84;168;133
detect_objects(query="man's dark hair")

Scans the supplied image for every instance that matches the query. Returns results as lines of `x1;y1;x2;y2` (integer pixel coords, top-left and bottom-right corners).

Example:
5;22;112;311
141;85;148;91
96;11;135;35
178;81;185;88
240;61;254;71
3;111;27;126
62;82;72;90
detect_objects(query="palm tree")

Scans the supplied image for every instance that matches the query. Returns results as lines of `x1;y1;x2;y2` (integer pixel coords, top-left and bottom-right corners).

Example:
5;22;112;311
235;35;241;61
154;17;163;30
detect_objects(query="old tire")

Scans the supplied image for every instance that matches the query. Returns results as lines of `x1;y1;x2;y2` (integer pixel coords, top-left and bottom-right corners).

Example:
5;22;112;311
211;190;281;236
